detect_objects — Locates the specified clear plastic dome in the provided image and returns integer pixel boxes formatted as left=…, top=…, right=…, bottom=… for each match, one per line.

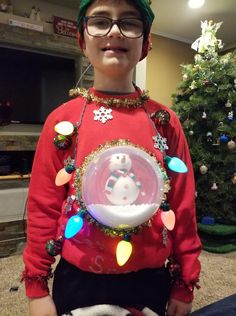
left=81, top=145, right=165, bottom=228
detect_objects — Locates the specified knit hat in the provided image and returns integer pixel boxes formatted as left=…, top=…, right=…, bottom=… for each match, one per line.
left=77, top=0, right=155, bottom=60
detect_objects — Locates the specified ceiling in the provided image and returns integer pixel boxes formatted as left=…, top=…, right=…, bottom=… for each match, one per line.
left=44, top=0, right=236, bottom=50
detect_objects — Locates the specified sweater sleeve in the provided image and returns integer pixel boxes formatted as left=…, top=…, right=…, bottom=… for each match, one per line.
left=22, top=110, right=68, bottom=298
left=163, top=109, right=202, bottom=303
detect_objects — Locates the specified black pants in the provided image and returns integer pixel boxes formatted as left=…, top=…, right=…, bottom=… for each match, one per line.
left=53, top=257, right=171, bottom=316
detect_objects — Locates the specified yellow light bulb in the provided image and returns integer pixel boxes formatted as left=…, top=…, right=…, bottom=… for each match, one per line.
left=116, top=240, right=132, bottom=266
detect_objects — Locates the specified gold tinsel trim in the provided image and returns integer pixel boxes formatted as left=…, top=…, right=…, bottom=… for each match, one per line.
left=69, top=87, right=150, bottom=109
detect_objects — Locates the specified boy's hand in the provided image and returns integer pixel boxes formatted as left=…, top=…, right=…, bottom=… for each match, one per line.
left=167, top=298, right=192, bottom=316
left=28, top=295, right=57, bottom=316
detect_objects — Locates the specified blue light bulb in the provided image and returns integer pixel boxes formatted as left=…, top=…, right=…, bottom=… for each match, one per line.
left=164, top=156, right=188, bottom=173
left=65, top=215, right=84, bottom=239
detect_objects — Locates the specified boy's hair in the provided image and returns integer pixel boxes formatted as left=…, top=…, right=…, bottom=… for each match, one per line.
left=77, top=0, right=155, bottom=42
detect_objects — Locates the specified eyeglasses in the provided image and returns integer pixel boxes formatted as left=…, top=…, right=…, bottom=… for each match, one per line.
left=84, top=16, right=144, bottom=39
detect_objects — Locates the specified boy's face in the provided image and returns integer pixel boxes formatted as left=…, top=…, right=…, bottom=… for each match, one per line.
left=82, top=0, right=144, bottom=78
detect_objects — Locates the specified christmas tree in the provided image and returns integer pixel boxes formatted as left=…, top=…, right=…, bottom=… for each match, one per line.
left=172, top=20, right=236, bottom=225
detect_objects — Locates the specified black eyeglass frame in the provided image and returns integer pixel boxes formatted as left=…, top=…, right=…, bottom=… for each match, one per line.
left=84, top=16, right=144, bottom=39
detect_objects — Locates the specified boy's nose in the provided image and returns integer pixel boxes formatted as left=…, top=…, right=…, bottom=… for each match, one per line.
left=107, top=23, right=122, bottom=37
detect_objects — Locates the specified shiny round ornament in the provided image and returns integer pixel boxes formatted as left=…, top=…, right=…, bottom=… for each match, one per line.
left=151, top=110, right=171, bottom=126
left=81, top=143, right=166, bottom=229
left=189, top=130, right=194, bottom=136
left=204, top=80, right=212, bottom=87
left=46, top=237, right=63, bottom=256
left=219, top=134, right=230, bottom=144
left=227, top=140, right=236, bottom=150
left=199, top=165, right=208, bottom=175
left=54, top=121, right=74, bottom=136
left=54, top=134, right=72, bottom=149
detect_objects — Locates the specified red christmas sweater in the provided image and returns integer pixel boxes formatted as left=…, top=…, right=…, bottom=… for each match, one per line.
left=22, top=88, right=201, bottom=302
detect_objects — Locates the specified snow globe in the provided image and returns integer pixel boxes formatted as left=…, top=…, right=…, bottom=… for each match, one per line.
left=81, top=141, right=165, bottom=229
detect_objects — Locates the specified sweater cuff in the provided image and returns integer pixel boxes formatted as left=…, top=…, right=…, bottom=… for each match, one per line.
left=170, top=284, right=194, bottom=303
left=25, top=279, right=50, bottom=298
left=21, top=269, right=52, bottom=298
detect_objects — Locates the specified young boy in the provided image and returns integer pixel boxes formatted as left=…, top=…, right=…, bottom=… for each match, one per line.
left=22, top=1, right=201, bottom=315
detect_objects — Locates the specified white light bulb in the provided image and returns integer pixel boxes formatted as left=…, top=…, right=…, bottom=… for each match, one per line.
left=188, top=0, right=205, bottom=9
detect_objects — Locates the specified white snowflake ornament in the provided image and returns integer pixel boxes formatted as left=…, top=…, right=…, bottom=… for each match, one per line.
left=153, top=133, right=169, bottom=152
left=93, top=106, right=113, bottom=123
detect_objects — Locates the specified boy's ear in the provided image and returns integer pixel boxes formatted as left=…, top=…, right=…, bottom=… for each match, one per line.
left=140, top=34, right=152, bottom=61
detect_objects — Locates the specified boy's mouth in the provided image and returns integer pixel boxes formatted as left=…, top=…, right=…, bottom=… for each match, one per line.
left=102, top=46, right=128, bottom=52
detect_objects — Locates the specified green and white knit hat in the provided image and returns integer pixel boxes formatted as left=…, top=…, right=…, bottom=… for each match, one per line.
left=77, top=0, right=155, bottom=42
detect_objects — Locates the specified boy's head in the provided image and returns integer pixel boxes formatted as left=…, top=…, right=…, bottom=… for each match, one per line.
left=77, top=0, right=155, bottom=60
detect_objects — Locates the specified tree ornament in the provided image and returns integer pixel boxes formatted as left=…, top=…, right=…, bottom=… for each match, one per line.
left=206, top=132, right=213, bottom=143
left=231, top=173, right=236, bottom=184
left=219, top=134, right=230, bottom=144
left=211, top=182, right=218, bottom=190
left=234, top=79, right=236, bottom=88
left=202, top=111, right=207, bottom=119
left=183, top=73, right=188, bottom=80
left=189, top=130, right=194, bottom=136
left=212, top=138, right=220, bottom=146
left=225, top=100, right=232, bottom=108
left=191, top=20, right=223, bottom=54
left=190, top=81, right=197, bottom=90
left=228, top=111, right=234, bottom=121
left=217, top=121, right=224, bottom=132
left=227, top=140, right=236, bottom=150
left=199, top=165, right=208, bottom=174
left=203, top=80, right=212, bottom=87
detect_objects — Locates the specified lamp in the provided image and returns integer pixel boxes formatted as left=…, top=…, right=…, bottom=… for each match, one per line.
left=188, top=0, right=205, bottom=9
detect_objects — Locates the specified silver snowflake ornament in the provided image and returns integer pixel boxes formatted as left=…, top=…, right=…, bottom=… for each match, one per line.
left=153, top=133, right=169, bottom=152
left=93, top=106, right=113, bottom=123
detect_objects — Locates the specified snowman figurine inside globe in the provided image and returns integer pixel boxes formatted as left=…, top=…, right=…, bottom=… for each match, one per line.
left=105, top=153, right=141, bottom=206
